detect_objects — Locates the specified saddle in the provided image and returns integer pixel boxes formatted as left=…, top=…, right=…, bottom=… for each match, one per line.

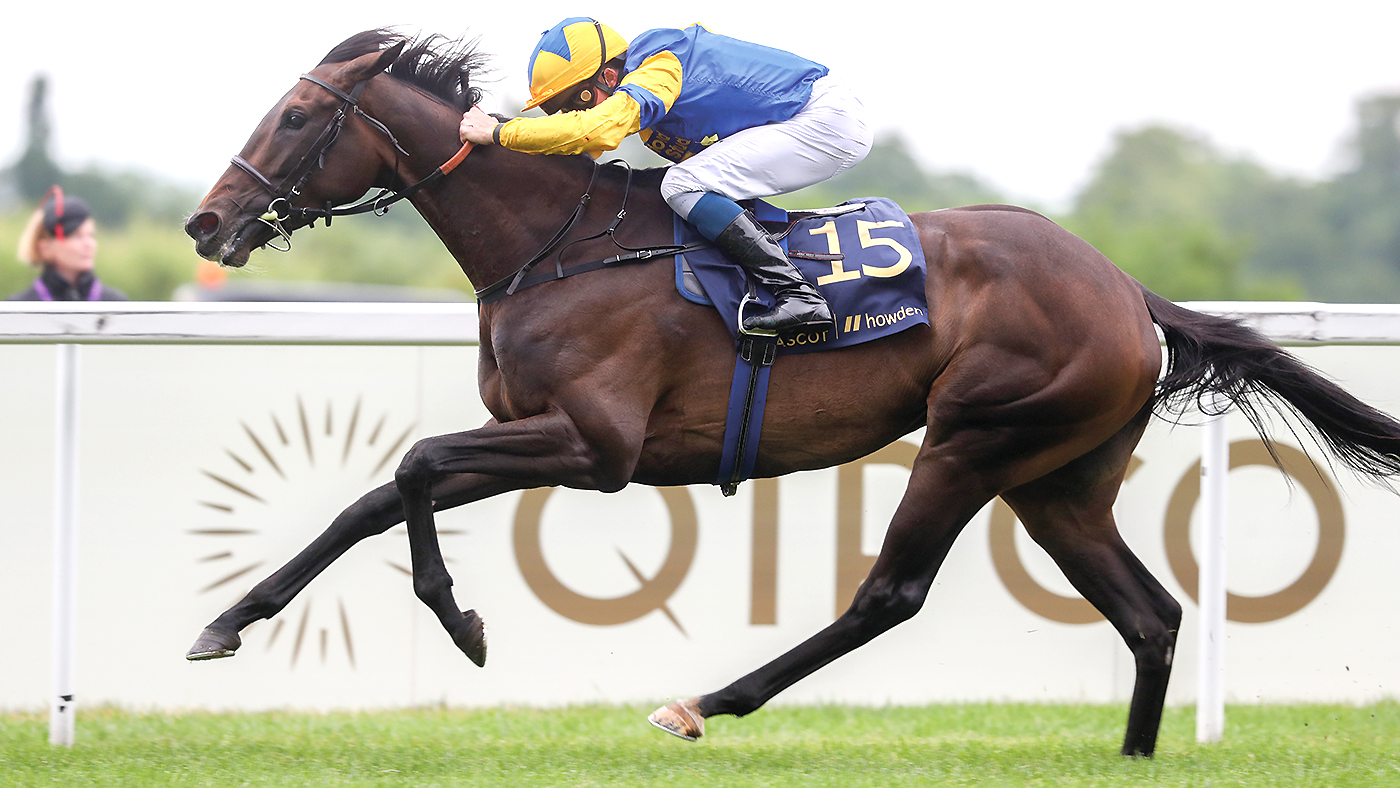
left=674, top=197, right=930, bottom=354
left=677, top=202, right=861, bottom=302
left=678, top=197, right=933, bottom=494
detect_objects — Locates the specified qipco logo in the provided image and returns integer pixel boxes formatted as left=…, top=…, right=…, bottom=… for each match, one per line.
left=512, top=487, right=697, bottom=631
left=507, top=439, right=1344, bottom=630
left=988, top=439, right=1344, bottom=624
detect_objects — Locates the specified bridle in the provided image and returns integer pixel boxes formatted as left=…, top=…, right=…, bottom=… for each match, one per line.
left=230, top=72, right=472, bottom=251
left=229, top=65, right=705, bottom=303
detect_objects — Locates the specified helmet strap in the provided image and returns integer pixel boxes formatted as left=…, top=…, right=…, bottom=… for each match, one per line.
left=589, top=19, right=609, bottom=85
left=581, top=19, right=618, bottom=103
left=575, top=21, right=613, bottom=108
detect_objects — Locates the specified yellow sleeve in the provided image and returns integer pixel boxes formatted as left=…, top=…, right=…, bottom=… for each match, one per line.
left=496, top=92, right=643, bottom=156
left=617, top=51, right=683, bottom=115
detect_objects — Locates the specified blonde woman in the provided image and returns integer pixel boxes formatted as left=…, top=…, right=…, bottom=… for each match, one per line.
left=10, top=187, right=127, bottom=301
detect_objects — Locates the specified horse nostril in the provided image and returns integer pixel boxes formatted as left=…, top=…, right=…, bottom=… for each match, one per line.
left=188, top=211, right=220, bottom=239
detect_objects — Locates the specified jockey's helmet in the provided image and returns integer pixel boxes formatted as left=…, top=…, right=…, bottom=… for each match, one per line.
left=522, top=17, right=629, bottom=111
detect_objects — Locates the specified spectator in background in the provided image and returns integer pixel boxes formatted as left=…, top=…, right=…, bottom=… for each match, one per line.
left=10, top=186, right=127, bottom=301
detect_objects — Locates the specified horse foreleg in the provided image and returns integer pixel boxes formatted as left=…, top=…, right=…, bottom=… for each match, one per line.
left=393, top=410, right=639, bottom=664
left=186, top=473, right=525, bottom=661
left=650, top=452, right=991, bottom=740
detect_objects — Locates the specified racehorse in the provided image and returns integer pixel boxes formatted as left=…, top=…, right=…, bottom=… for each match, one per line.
left=183, top=30, right=1400, bottom=757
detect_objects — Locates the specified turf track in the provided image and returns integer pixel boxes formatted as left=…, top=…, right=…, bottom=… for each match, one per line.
left=3, top=703, right=1398, bottom=786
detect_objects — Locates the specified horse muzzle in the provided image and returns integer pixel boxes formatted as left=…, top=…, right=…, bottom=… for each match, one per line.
left=185, top=209, right=278, bottom=268
left=185, top=209, right=228, bottom=261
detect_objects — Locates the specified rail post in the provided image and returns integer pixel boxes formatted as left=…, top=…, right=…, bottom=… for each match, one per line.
left=1196, top=402, right=1228, bottom=743
left=50, top=343, right=79, bottom=746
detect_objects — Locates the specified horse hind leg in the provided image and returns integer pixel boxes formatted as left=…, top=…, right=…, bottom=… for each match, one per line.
left=649, top=436, right=998, bottom=741
left=649, top=350, right=1162, bottom=745
left=1000, top=411, right=1182, bottom=757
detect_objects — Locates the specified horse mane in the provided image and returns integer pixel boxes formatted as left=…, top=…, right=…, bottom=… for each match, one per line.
left=319, top=29, right=491, bottom=111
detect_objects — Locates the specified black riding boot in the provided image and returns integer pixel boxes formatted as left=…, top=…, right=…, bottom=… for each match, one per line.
left=714, top=210, right=834, bottom=335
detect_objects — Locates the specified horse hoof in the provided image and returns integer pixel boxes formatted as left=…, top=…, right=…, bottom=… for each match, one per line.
left=647, top=699, right=704, bottom=742
left=186, top=627, right=241, bottom=661
left=454, top=609, right=487, bottom=667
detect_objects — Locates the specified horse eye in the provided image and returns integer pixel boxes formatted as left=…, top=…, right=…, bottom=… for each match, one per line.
left=285, top=113, right=306, bottom=130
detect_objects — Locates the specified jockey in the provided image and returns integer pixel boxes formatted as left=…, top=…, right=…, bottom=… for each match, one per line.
left=459, top=18, right=873, bottom=335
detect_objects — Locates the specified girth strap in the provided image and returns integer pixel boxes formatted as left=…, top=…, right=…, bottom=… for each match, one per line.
left=718, top=333, right=780, bottom=496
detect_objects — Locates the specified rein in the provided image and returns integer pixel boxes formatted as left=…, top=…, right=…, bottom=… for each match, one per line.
left=474, top=158, right=709, bottom=305
left=233, top=70, right=705, bottom=299
left=231, top=73, right=473, bottom=251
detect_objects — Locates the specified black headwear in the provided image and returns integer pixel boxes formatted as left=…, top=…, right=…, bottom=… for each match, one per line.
left=41, top=186, right=92, bottom=241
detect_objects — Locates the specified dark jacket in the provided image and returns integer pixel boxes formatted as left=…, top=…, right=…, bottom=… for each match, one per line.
left=8, top=266, right=128, bottom=301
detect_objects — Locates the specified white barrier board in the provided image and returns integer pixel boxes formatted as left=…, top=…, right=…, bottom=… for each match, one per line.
left=2, top=341, right=1398, bottom=711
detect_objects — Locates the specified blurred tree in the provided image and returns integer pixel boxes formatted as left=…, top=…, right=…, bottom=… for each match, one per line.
left=1324, top=94, right=1400, bottom=296
left=773, top=132, right=1004, bottom=213
left=3, top=73, right=203, bottom=227
left=1338, top=95, right=1400, bottom=205
left=9, top=75, right=62, bottom=202
left=1067, top=125, right=1304, bottom=301
left=1073, top=206, right=1260, bottom=299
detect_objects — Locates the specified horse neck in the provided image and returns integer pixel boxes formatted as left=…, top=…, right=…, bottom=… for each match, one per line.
left=361, top=78, right=614, bottom=292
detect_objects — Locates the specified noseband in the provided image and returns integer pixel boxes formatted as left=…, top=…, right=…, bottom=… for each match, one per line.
left=230, top=73, right=471, bottom=251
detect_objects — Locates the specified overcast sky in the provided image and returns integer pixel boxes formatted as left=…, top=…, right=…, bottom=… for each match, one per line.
left=2, top=1, right=1396, bottom=210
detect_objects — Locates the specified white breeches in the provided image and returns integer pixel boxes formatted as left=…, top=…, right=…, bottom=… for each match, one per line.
left=659, top=75, right=874, bottom=207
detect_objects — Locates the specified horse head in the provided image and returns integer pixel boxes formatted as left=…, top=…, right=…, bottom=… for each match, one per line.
left=186, top=40, right=406, bottom=267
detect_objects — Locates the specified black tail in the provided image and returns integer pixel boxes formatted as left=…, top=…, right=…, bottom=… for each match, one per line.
left=1141, top=286, right=1400, bottom=482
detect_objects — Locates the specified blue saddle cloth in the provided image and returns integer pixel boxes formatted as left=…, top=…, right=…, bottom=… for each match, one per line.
left=674, top=197, right=930, bottom=352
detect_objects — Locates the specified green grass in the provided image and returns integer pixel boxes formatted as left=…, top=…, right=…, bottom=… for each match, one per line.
left=2, top=703, right=1398, bottom=787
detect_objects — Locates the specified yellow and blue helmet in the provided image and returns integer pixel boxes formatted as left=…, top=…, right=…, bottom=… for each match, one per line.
left=522, top=17, right=629, bottom=111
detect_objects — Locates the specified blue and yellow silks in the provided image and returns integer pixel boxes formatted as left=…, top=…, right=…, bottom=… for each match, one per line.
left=499, top=24, right=829, bottom=163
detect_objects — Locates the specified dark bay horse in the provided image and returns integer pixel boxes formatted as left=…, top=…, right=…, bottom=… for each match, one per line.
left=184, top=31, right=1400, bottom=757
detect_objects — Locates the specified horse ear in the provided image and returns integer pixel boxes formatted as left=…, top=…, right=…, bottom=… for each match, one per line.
left=336, top=40, right=407, bottom=84
left=376, top=40, right=407, bottom=73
